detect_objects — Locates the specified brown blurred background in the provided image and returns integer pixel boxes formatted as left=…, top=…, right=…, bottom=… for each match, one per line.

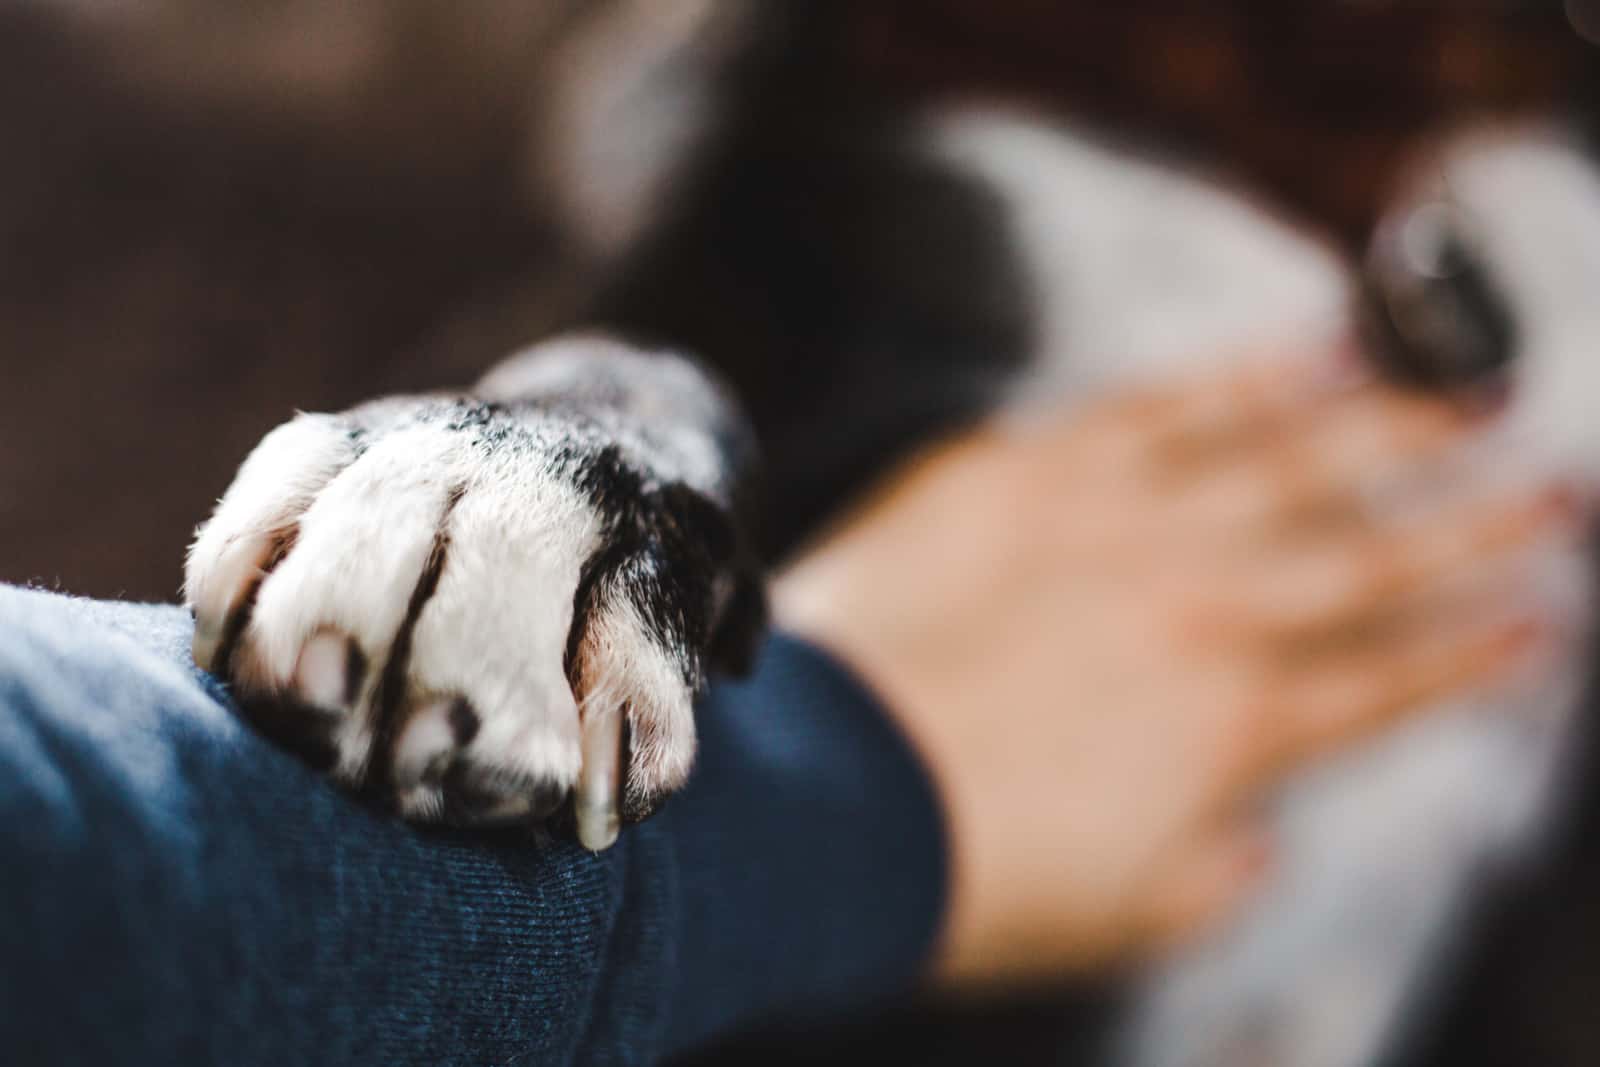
left=1, top=0, right=1594, bottom=602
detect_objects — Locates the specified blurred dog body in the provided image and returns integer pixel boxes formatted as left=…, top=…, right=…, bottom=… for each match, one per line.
left=11, top=3, right=1600, bottom=1065
left=937, top=112, right=1600, bottom=1067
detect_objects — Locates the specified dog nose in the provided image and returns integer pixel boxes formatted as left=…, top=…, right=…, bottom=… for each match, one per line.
left=1359, top=200, right=1518, bottom=390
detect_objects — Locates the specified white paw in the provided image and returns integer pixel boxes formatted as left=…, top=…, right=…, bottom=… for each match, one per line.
left=186, top=399, right=733, bottom=848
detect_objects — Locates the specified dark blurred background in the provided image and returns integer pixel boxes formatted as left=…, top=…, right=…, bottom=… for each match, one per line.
left=0, top=0, right=1593, bottom=601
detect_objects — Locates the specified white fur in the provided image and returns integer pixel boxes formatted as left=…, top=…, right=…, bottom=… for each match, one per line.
left=184, top=375, right=700, bottom=815
left=242, top=422, right=470, bottom=778
left=398, top=428, right=600, bottom=797
left=532, top=0, right=745, bottom=258
left=933, top=109, right=1600, bottom=1067
left=185, top=412, right=358, bottom=672
left=479, top=333, right=736, bottom=497
left=1431, top=129, right=1600, bottom=482
left=932, top=110, right=1351, bottom=397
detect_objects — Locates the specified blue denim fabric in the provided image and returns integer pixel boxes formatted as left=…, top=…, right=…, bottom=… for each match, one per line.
left=0, top=585, right=945, bottom=1065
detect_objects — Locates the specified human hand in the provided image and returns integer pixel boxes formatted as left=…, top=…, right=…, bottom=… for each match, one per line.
left=774, top=356, right=1578, bottom=986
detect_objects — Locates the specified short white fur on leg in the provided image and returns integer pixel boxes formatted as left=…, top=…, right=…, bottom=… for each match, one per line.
left=185, top=376, right=717, bottom=835
left=185, top=412, right=358, bottom=671
left=241, top=422, right=470, bottom=778
left=399, top=443, right=602, bottom=798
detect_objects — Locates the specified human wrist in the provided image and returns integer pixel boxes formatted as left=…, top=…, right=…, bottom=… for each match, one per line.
left=771, top=562, right=990, bottom=987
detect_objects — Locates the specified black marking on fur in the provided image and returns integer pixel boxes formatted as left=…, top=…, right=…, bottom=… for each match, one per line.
left=441, top=762, right=566, bottom=826
left=212, top=524, right=299, bottom=682
left=342, top=637, right=368, bottom=708
left=564, top=535, right=636, bottom=687
left=588, top=72, right=1033, bottom=560
left=448, top=697, right=480, bottom=747
left=344, top=424, right=371, bottom=460
left=617, top=716, right=666, bottom=825
left=209, top=527, right=354, bottom=773
left=657, top=480, right=736, bottom=565
left=401, top=345, right=767, bottom=833
left=417, top=749, right=453, bottom=789
left=419, top=397, right=527, bottom=456
left=563, top=445, right=699, bottom=685
left=236, top=693, right=341, bottom=773
left=1361, top=203, right=1519, bottom=391
left=560, top=451, right=754, bottom=832
left=442, top=400, right=504, bottom=431
left=569, top=443, right=648, bottom=529
left=707, top=562, right=767, bottom=676
left=368, top=484, right=464, bottom=791
left=622, top=546, right=706, bottom=689
left=560, top=442, right=764, bottom=832
left=576, top=448, right=739, bottom=681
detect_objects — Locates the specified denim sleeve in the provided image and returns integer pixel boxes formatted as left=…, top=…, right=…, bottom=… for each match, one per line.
left=0, top=584, right=946, bottom=1066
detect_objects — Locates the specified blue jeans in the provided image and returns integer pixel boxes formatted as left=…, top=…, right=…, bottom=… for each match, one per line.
left=0, top=585, right=945, bottom=1065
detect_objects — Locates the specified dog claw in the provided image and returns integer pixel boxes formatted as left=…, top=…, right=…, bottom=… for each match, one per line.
left=576, top=705, right=623, bottom=851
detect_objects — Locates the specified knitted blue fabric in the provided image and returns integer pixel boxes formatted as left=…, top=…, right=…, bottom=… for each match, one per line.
left=0, top=584, right=946, bottom=1065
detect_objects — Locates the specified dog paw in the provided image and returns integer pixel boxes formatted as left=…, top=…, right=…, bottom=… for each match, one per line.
left=185, top=395, right=760, bottom=848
